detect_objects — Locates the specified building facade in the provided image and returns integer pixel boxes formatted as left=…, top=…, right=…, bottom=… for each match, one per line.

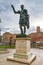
left=28, top=26, right=43, bottom=48
left=2, top=32, right=16, bottom=44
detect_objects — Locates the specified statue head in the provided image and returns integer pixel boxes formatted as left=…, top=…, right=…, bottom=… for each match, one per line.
left=21, top=5, right=24, bottom=10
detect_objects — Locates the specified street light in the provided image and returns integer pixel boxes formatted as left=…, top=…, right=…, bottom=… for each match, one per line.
left=0, top=19, right=1, bottom=23
left=0, top=19, right=1, bottom=42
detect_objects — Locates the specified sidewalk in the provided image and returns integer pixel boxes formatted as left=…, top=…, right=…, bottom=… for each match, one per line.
left=0, top=49, right=43, bottom=65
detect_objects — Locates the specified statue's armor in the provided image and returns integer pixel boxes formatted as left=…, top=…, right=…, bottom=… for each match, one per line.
left=19, top=9, right=29, bottom=28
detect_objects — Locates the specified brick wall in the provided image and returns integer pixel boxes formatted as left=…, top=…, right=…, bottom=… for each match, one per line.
left=2, top=32, right=16, bottom=44
left=28, top=26, right=43, bottom=43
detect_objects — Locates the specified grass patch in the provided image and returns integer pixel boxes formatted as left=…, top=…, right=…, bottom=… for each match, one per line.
left=0, top=44, right=15, bottom=50
left=0, top=48, right=7, bottom=51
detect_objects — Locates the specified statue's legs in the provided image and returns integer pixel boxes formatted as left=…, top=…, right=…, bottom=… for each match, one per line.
left=20, top=25, right=23, bottom=34
left=24, top=25, right=26, bottom=34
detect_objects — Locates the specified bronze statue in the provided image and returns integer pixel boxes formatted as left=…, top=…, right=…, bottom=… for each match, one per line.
left=11, top=5, right=30, bottom=34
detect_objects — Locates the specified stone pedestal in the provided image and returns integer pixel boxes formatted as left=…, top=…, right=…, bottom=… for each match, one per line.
left=7, top=38, right=36, bottom=64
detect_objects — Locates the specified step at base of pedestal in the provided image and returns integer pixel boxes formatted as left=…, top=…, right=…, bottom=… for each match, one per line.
left=7, top=53, right=36, bottom=64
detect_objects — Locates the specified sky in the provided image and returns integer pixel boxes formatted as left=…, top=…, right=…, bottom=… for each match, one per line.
left=0, top=0, right=43, bottom=34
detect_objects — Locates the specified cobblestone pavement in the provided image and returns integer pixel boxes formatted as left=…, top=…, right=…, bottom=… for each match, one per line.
left=0, top=48, right=43, bottom=65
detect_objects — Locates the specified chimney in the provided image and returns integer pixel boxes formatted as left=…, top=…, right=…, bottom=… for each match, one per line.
left=37, top=26, right=40, bottom=33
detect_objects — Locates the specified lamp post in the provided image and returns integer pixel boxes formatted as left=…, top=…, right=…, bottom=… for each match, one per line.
left=0, top=9, right=2, bottom=42
left=0, top=19, right=1, bottom=42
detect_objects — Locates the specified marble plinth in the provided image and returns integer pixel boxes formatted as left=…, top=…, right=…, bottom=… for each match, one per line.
left=7, top=38, right=36, bottom=64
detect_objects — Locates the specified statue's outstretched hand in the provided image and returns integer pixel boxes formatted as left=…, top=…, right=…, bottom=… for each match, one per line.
left=11, top=5, right=14, bottom=10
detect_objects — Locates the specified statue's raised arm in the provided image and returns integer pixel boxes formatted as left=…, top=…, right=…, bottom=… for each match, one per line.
left=11, top=5, right=20, bottom=14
